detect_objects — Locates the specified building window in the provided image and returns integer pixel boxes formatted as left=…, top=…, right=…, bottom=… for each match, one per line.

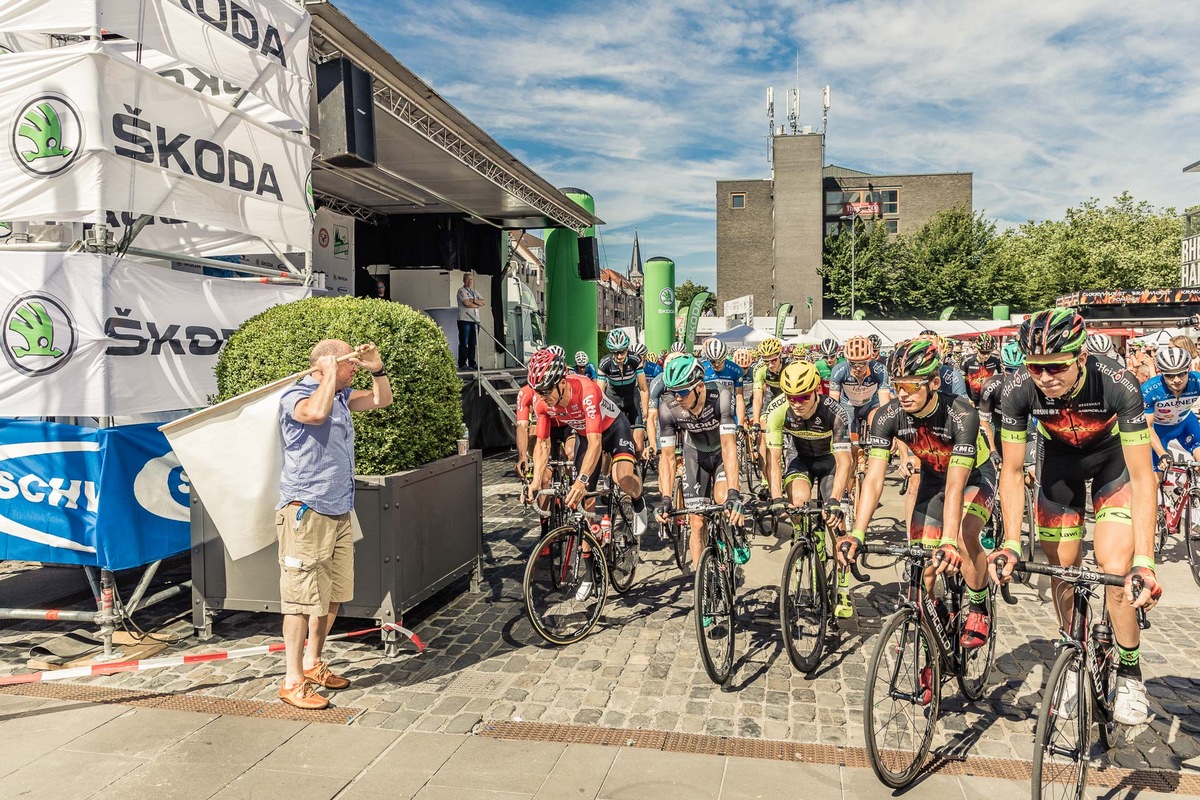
left=885, top=219, right=898, bottom=234
left=881, top=189, right=899, bottom=215
left=730, top=193, right=746, bottom=209
left=825, top=222, right=839, bottom=238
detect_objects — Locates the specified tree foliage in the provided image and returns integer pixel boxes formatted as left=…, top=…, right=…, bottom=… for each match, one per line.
left=818, top=193, right=1181, bottom=317
left=675, top=280, right=716, bottom=313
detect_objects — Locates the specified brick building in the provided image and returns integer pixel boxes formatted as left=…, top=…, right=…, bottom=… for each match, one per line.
left=717, top=131, right=972, bottom=322
left=598, top=268, right=643, bottom=331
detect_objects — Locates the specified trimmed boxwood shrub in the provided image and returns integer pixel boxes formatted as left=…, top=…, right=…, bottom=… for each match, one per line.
left=214, top=296, right=462, bottom=475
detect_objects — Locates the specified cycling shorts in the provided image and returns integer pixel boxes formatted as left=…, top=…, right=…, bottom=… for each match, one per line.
left=783, top=453, right=836, bottom=503
left=549, top=425, right=574, bottom=457
left=573, top=412, right=637, bottom=491
left=910, top=461, right=996, bottom=548
left=682, top=442, right=727, bottom=509
left=1152, top=415, right=1200, bottom=467
left=1036, top=440, right=1131, bottom=542
left=841, top=400, right=877, bottom=437
left=615, top=391, right=645, bottom=430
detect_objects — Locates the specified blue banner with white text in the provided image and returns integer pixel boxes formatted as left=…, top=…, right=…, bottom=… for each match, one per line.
left=0, top=421, right=189, bottom=570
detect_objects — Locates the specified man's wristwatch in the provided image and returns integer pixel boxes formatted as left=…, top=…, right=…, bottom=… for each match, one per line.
left=576, top=473, right=590, bottom=487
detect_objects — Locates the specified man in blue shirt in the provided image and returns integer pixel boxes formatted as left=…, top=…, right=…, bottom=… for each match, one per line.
left=1141, top=346, right=1200, bottom=468
left=572, top=351, right=597, bottom=380
left=701, top=338, right=747, bottom=424
left=276, top=339, right=393, bottom=710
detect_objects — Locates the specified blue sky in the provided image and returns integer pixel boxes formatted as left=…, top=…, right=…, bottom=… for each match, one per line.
left=339, top=0, right=1200, bottom=289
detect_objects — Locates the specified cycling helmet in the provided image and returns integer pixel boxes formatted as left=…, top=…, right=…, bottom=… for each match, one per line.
left=782, top=343, right=796, bottom=357
left=889, top=338, right=941, bottom=379
left=867, top=334, right=883, bottom=352
left=1086, top=332, right=1115, bottom=357
left=605, top=329, right=630, bottom=352
left=1000, top=341, right=1025, bottom=369
left=1156, top=346, right=1191, bottom=374
left=918, top=328, right=938, bottom=337
left=702, top=337, right=727, bottom=362
left=975, top=332, right=997, bottom=353
left=663, top=350, right=685, bottom=366
left=779, top=361, right=822, bottom=395
left=527, top=349, right=567, bottom=393
left=574, top=350, right=589, bottom=367
left=669, top=341, right=687, bottom=354
left=843, top=335, right=875, bottom=362
left=1018, top=309, right=1087, bottom=357
left=662, top=355, right=706, bottom=391
left=732, top=348, right=755, bottom=369
left=631, top=342, right=647, bottom=359
left=547, top=344, right=565, bottom=361
left=819, top=338, right=840, bottom=357
left=758, top=337, right=783, bottom=359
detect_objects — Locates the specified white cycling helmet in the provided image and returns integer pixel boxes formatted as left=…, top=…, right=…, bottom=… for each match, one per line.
left=574, top=350, right=589, bottom=367
left=1155, top=346, right=1191, bottom=374
left=547, top=344, right=566, bottom=361
left=1086, top=332, right=1115, bottom=357
left=702, top=338, right=727, bottom=362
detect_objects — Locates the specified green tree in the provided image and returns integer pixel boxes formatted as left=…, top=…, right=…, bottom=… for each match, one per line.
left=675, top=280, right=716, bottom=313
left=899, top=206, right=1006, bottom=316
left=819, top=217, right=905, bottom=317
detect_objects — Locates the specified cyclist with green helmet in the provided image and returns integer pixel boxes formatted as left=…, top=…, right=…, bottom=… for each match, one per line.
left=977, top=341, right=1024, bottom=452
left=990, top=308, right=1160, bottom=726
left=597, top=329, right=650, bottom=458
left=838, top=338, right=998, bottom=651
left=654, top=356, right=745, bottom=570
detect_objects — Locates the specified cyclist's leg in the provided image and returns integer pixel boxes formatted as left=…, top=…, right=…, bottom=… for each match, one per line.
left=1036, top=450, right=1087, bottom=627
left=909, top=470, right=945, bottom=594
left=959, top=463, right=998, bottom=645
left=784, top=457, right=815, bottom=507
left=683, top=442, right=716, bottom=566
left=624, top=395, right=647, bottom=459
left=606, top=416, right=642, bottom=500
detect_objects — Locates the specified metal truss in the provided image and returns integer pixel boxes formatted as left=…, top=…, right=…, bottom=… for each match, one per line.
left=315, top=192, right=383, bottom=225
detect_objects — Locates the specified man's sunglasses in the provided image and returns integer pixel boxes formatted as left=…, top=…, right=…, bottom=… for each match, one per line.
left=1026, top=360, right=1076, bottom=376
left=672, top=384, right=699, bottom=401
left=1164, top=371, right=1189, bottom=381
left=786, top=392, right=815, bottom=403
left=893, top=379, right=931, bottom=394
left=849, top=360, right=871, bottom=368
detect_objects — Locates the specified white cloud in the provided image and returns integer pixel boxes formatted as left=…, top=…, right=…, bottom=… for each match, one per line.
left=340, top=0, right=1200, bottom=287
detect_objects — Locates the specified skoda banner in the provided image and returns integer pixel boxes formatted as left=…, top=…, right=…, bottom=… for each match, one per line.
left=0, top=251, right=310, bottom=416
left=682, top=291, right=709, bottom=352
left=0, top=40, right=314, bottom=251
left=0, top=419, right=189, bottom=570
left=0, top=0, right=311, bottom=128
left=775, top=303, right=792, bottom=338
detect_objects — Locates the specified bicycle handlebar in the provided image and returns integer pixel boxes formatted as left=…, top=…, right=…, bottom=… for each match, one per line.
left=991, top=554, right=1150, bottom=630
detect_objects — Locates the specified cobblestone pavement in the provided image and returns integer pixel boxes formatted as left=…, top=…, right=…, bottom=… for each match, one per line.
left=1, top=452, right=1199, bottom=775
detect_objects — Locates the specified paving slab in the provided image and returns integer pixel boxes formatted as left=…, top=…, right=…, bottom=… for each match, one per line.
left=338, top=731, right=468, bottom=800
left=412, top=788, right=534, bottom=800
left=718, top=755, right=840, bottom=800
left=0, top=699, right=130, bottom=777
left=90, top=758, right=246, bottom=800
left=840, top=763, right=966, bottom=799
left=429, top=736, right=566, bottom=796
left=598, top=748, right=725, bottom=800
left=0, top=746, right=144, bottom=800
left=153, top=714, right=306, bottom=766
left=254, top=718, right=398, bottom=778
left=532, top=742, right=619, bottom=800
left=209, top=766, right=349, bottom=800
left=64, top=706, right=217, bottom=759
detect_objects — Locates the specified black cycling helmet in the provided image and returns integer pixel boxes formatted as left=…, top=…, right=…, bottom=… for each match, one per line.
left=1019, top=308, right=1087, bottom=357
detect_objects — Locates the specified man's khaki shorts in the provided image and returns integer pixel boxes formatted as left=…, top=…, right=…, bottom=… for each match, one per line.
left=276, top=505, right=354, bottom=616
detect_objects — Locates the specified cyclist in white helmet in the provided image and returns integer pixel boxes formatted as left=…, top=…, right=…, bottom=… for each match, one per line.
left=573, top=350, right=597, bottom=380
left=701, top=337, right=747, bottom=425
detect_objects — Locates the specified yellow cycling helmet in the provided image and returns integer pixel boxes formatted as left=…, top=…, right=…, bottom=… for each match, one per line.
left=758, top=337, right=783, bottom=359
left=780, top=361, right=822, bottom=395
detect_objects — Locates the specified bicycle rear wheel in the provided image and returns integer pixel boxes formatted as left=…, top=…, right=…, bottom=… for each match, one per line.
left=864, top=608, right=939, bottom=789
left=523, top=526, right=608, bottom=646
left=1031, top=647, right=1090, bottom=800
left=779, top=538, right=827, bottom=673
left=607, top=497, right=640, bottom=593
left=957, top=583, right=999, bottom=701
left=695, top=545, right=736, bottom=685
left=1186, top=496, right=1200, bottom=588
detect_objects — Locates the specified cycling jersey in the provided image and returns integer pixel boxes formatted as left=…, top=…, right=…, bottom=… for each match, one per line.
left=703, top=360, right=744, bottom=394
left=596, top=354, right=644, bottom=397
left=572, top=364, right=598, bottom=380
left=533, top=374, right=620, bottom=438
left=977, top=373, right=1005, bottom=446
left=753, top=362, right=784, bottom=393
left=642, top=361, right=662, bottom=381
left=765, top=395, right=851, bottom=458
left=1142, top=371, right=1200, bottom=427
left=939, top=363, right=969, bottom=399
left=516, top=384, right=536, bottom=424
left=828, top=360, right=890, bottom=408
left=962, top=354, right=1001, bottom=405
left=656, top=385, right=737, bottom=453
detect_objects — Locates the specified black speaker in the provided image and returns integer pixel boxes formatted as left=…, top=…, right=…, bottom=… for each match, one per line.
left=316, top=58, right=376, bottom=168
left=578, top=236, right=600, bottom=281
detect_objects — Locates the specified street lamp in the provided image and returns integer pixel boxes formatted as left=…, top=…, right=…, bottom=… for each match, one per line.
left=838, top=211, right=862, bottom=318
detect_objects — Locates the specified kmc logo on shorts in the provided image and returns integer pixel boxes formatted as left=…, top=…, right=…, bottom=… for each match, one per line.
left=11, top=93, right=83, bottom=178
left=659, top=287, right=675, bottom=308
left=3, top=292, right=77, bottom=376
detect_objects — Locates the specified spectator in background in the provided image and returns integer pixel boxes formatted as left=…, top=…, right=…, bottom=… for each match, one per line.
left=457, top=273, right=485, bottom=370
left=275, top=340, right=393, bottom=710
left=1170, top=335, right=1200, bottom=373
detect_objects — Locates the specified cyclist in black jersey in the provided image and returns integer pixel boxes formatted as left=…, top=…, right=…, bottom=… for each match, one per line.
left=751, top=337, right=786, bottom=493
left=653, top=357, right=744, bottom=568
left=990, top=308, right=1161, bottom=726
left=838, top=338, right=998, bottom=649
left=597, top=329, right=650, bottom=459
left=977, top=341, right=1025, bottom=451
left=962, top=333, right=1001, bottom=405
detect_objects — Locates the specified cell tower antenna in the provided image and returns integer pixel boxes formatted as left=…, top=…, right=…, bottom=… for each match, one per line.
left=788, top=88, right=798, bottom=134
left=822, top=85, right=831, bottom=134
left=766, top=87, right=774, bottom=163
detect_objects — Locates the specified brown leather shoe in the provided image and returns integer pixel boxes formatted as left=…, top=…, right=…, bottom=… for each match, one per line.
left=278, top=680, right=329, bottom=710
left=304, top=661, right=350, bottom=690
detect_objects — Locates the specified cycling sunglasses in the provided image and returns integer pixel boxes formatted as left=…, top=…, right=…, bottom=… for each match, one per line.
left=1026, top=360, right=1076, bottom=376
left=849, top=360, right=871, bottom=368
left=786, top=392, right=815, bottom=403
left=672, top=384, right=700, bottom=401
left=1163, top=371, right=1189, bottom=380
left=893, top=378, right=931, bottom=394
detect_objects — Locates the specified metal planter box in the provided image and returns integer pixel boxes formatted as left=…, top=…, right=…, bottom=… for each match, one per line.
left=190, top=451, right=482, bottom=654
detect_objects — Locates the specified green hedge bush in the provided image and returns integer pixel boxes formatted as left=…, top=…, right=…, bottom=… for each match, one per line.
left=214, top=296, right=462, bottom=475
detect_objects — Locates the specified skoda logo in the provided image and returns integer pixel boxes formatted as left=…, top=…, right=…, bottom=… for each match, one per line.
left=660, top=287, right=675, bottom=307
left=11, top=93, right=83, bottom=178
left=2, top=292, right=77, bottom=376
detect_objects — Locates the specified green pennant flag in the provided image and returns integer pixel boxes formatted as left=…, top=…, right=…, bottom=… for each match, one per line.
left=775, top=303, right=793, bottom=338
left=683, top=291, right=710, bottom=351
left=940, top=305, right=956, bottom=321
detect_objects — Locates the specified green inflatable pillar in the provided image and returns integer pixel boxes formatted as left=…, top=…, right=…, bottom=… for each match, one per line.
left=545, top=188, right=598, bottom=362
left=643, top=256, right=675, bottom=352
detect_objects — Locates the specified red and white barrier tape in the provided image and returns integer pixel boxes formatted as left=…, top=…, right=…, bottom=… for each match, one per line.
left=0, top=623, right=424, bottom=688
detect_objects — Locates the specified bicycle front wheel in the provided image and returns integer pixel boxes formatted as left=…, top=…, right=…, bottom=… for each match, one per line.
left=607, top=497, right=640, bottom=593
left=1031, top=647, right=1090, bottom=800
left=523, top=526, right=608, bottom=646
left=1186, top=496, right=1200, bottom=588
left=864, top=608, right=939, bottom=789
left=779, top=538, right=827, bottom=673
left=695, top=545, right=736, bottom=685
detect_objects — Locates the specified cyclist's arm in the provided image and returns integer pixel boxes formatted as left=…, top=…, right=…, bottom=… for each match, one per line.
left=1124, top=437, right=1157, bottom=570
left=830, top=403, right=853, bottom=502
left=530, top=435, right=551, bottom=492
left=851, top=408, right=894, bottom=537
left=1145, top=413, right=1169, bottom=459
left=941, top=463, right=971, bottom=548
left=721, top=432, right=739, bottom=495
left=764, top=403, right=786, bottom=497
left=516, top=420, right=530, bottom=466
left=752, top=387, right=764, bottom=424
left=998, top=381, right=1030, bottom=548
left=656, top=399, right=678, bottom=496
left=638, top=373, right=649, bottom=419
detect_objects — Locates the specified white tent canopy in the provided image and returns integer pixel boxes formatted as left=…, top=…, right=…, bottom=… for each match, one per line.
left=1130, top=328, right=1182, bottom=346
left=807, top=318, right=1007, bottom=346
left=708, top=324, right=772, bottom=348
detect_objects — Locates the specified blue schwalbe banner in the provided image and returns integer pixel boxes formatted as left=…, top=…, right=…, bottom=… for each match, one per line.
left=0, top=420, right=189, bottom=570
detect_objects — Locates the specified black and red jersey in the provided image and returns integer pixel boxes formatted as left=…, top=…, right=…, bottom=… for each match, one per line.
left=867, top=392, right=987, bottom=475
left=962, top=354, right=1001, bottom=405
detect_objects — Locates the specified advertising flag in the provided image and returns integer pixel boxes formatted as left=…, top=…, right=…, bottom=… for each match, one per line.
left=682, top=291, right=709, bottom=352
left=775, top=303, right=792, bottom=338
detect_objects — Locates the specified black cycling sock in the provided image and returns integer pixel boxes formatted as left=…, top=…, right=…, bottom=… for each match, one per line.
left=630, top=495, right=646, bottom=513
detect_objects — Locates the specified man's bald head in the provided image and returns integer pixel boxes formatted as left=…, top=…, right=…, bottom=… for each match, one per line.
left=310, top=339, right=352, bottom=366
